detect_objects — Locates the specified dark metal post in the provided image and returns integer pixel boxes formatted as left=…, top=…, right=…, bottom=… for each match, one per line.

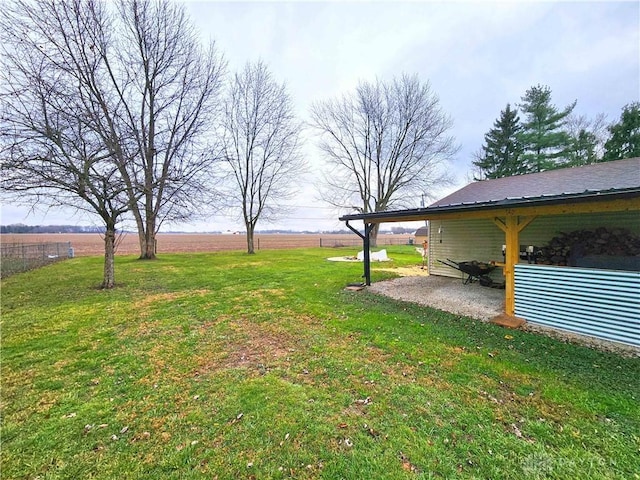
left=344, top=220, right=375, bottom=286
left=363, top=223, right=374, bottom=285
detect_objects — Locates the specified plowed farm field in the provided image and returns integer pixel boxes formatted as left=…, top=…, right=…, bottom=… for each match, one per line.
left=0, top=233, right=413, bottom=257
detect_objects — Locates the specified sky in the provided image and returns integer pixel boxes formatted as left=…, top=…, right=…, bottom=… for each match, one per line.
left=2, top=0, right=639, bottom=233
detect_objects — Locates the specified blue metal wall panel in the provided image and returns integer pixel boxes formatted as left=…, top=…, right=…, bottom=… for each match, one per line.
left=514, top=264, right=640, bottom=347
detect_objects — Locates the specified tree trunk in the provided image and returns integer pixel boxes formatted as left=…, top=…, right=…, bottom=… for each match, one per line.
left=246, top=223, right=255, bottom=254
left=101, top=226, right=116, bottom=289
left=139, top=215, right=157, bottom=260
left=369, top=223, right=380, bottom=248
left=132, top=206, right=148, bottom=259
left=141, top=231, right=156, bottom=259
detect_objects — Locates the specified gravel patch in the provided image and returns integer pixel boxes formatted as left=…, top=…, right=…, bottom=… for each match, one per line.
left=368, top=275, right=504, bottom=321
left=367, top=274, right=639, bottom=358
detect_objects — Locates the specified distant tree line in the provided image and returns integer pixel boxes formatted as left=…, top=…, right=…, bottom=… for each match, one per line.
left=0, top=224, right=417, bottom=235
left=473, top=85, right=640, bottom=179
left=1, top=224, right=105, bottom=234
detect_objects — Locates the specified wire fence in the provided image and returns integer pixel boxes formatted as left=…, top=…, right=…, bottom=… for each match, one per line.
left=316, top=236, right=415, bottom=248
left=0, top=242, right=73, bottom=278
left=0, top=233, right=417, bottom=257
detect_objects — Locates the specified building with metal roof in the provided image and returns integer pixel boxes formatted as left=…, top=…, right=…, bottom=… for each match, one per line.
left=340, top=158, right=640, bottom=348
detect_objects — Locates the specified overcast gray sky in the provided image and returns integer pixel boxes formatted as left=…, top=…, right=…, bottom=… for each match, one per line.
left=2, top=0, right=639, bottom=232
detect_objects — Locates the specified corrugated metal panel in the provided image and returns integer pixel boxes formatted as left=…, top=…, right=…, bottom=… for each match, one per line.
left=428, top=218, right=504, bottom=280
left=514, top=264, right=640, bottom=347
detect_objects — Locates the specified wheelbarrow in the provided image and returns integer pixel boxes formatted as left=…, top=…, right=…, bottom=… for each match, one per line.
left=437, top=258, right=497, bottom=286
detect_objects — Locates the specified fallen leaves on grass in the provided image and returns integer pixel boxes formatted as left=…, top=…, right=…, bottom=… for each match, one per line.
left=399, top=451, right=420, bottom=474
left=279, top=433, right=290, bottom=446
left=506, top=420, right=535, bottom=442
left=363, top=423, right=381, bottom=438
left=229, top=412, right=244, bottom=425
left=511, top=423, right=523, bottom=438
left=131, top=431, right=151, bottom=442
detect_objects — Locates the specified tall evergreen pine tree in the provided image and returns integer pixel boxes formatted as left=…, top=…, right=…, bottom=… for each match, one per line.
left=518, top=84, right=576, bottom=172
left=566, top=129, right=599, bottom=166
left=473, top=104, right=524, bottom=179
left=603, top=102, right=640, bottom=161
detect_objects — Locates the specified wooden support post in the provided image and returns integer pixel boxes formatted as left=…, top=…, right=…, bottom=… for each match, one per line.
left=503, top=216, right=518, bottom=315
left=493, top=215, right=536, bottom=315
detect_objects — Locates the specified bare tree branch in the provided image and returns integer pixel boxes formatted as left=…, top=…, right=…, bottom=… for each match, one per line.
left=0, top=0, right=132, bottom=288
left=2, top=0, right=227, bottom=262
left=220, top=61, right=305, bottom=254
left=310, top=74, right=457, bottom=245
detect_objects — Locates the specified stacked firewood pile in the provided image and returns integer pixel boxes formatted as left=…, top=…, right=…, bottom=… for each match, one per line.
left=536, top=227, right=640, bottom=266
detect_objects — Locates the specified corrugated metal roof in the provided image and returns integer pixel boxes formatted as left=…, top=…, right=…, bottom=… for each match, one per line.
left=339, top=158, right=640, bottom=223
left=431, top=157, right=640, bottom=208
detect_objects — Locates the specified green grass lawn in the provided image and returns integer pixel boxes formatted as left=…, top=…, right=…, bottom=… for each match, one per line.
left=2, top=246, right=639, bottom=479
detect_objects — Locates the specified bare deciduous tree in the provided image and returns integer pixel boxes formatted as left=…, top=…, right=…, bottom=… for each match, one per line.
left=310, top=74, right=457, bottom=245
left=113, top=0, right=226, bottom=258
left=0, top=0, right=131, bottom=288
left=1, top=0, right=226, bottom=261
left=220, top=61, right=304, bottom=254
left=565, top=112, right=609, bottom=165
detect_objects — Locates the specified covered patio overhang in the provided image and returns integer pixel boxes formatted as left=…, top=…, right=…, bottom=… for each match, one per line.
left=339, top=188, right=640, bottom=317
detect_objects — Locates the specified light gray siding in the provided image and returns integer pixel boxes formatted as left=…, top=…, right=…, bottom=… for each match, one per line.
left=428, top=210, right=640, bottom=280
left=428, top=218, right=503, bottom=280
